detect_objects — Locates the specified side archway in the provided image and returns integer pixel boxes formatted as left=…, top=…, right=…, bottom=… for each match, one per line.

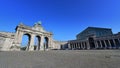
left=21, top=33, right=31, bottom=51
left=34, top=36, right=41, bottom=50
left=88, top=37, right=95, bottom=49
left=44, top=37, right=49, bottom=50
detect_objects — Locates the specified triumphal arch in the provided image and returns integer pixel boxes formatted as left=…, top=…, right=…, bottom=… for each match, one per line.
left=12, top=22, right=53, bottom=51
left=0, top=22, right=67, bottom=51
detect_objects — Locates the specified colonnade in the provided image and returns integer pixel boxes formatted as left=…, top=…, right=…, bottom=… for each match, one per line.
left=69, top=38, right=120, bottom=50
left=69, top=42, right=87, bottom=50
left=25, top=34, right=48, bottom=51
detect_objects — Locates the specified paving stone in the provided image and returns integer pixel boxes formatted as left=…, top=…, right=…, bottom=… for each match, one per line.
left=0, top=50, right=120, bottom=68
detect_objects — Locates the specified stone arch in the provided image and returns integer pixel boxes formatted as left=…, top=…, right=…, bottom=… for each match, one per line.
left=14, top=23, right=53, bottom=51
left=21, top=33, right=31, bottom=51
left=34, top=35, right=41, bottom=50
left=88, top=37, right=95, bottom=49
left=44, top=37, right=49, bottom=49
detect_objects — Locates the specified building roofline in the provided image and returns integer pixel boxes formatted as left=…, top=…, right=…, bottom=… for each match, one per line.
left=76, top=27, right=112, bottom=37
left=87, top=27, right=111, bottom=30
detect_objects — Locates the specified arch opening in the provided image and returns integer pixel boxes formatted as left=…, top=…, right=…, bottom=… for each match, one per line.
left=21, top=34, right=31, bottom=51
left=44, top=37, right=49, bottom=50
left=88, top=37, right=95, bottom=49
left=34, top=36, right=41, bottom=50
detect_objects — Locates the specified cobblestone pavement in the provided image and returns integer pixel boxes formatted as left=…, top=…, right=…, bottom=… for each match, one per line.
left=0, top=50, right=120, bottom=68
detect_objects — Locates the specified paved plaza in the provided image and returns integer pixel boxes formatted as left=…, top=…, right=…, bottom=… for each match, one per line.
left=0, top=50, right=120, bottom=68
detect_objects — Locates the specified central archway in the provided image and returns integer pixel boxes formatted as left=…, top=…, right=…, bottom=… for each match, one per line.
left=34, top=36, right=41, bottom=50
left=88, top=37, right=95, bottom=49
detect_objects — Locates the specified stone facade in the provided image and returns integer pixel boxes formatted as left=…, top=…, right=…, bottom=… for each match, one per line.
left=0, top=22, right=67, bottom=51
left=1, top=23, right=120, bottom=51
left=68, top=27, right=120, bottom=50
left=0, top=32, right=15, bottom=51
left=76, top=27, right=113, bottom=40
left=53, top=41, right=68, bottom=50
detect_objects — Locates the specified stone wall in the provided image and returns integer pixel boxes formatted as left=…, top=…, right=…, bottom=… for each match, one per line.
left=0, top=23, right=68, bottom=51
left=0, top=32, right=15, bottom=51
left=0, top=36, right=6, bottom=50
left=52, top=41, right=68, bottom=49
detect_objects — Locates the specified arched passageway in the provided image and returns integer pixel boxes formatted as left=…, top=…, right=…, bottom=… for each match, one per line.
left=44, top=37, right=49, bottom=50
left=88, top=37, right=95, bottom=49
left=21, top=34, right=31, bottom=51
left=13, top=23, right=52, bottom=51
left=34, top=36, right=41, bottom=50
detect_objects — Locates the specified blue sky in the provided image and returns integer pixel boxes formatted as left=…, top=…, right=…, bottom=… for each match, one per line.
left=0, top=0, right=120, bottom=41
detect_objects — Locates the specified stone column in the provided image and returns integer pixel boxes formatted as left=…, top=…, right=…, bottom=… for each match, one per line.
left=118, top=39, right=120, bottom=43
left=74, top=43, right=75, bottom=49
left=84, top=42, right=87, bottom=49
left=76, top=43, right=77, bottom=48
left=86, top=41, right=90, bottom=50
left=14, top=30, right=19, bottom=43
left=71, top=44, right=73, bottom=49
left=76, top=43, right=78, bottom=48
left=74, top=43, right=76, bottom=49
left=108, top=40, right=112, bottom=49
left=36, top=37, right=40, bottom=51
left=78, top=43, right=80, bottom=49
left=104, top=40, right=107, bottom=49
left=28, top=34, right=35, bottom=51
left=18, top=32, right=22, bottom=43
left=81, top=42, right=83, bottom=49
left=83, top=42, right=85, bottom=49
left=113, top=39, right=116, bottom=49
left=70, top=44, right=72, bottom=49
left=77, top=43, right=79, bottom=48
left=79, top=43, right=81, bottom=49
left=76, top=43, right=77, bottom=49
left=18, top=32, right=24, bottom=45
left=94, top=41, right=98, bottom=49
left=14, top=31, right=23, bottom=51
left=75, top=43, right=76, bottom=49
left=15, top=31, right=23, bottom=45
left=118, top=39, right=120, bottom=48
left=72, top=43, right=74, bottom=49
left=48, top=36, right=52, bottom=50
left=99, top=40, right=103, bottom=49
left=68, top=43, right=71, bottom=49
left=40, top=35, right=44, bottom=50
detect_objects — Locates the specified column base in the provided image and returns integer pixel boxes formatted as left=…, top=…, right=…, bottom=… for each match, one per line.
left=11, top=44, right=21, bottom=51
left=28, top=46, right=34, bottom=51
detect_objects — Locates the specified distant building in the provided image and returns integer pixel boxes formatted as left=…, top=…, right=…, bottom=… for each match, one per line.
left=68, top=27, right=120, bottom=50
